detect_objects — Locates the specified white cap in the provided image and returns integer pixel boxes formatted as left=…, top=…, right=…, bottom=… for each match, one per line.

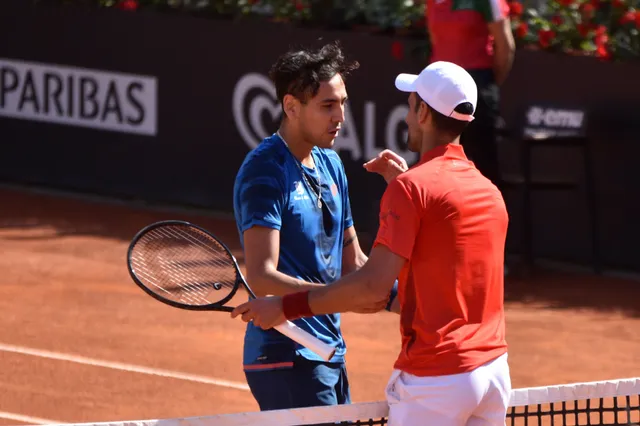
left=395, top=61, right=478, bottom=122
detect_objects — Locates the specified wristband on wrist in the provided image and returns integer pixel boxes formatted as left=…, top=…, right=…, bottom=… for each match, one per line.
left=282, top=290, right=314, bottom=320
left=385, top=280, right=399, bottom=312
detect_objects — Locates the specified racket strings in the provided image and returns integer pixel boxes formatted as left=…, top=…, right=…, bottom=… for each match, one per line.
left=129, top=225, right=238, bottom=306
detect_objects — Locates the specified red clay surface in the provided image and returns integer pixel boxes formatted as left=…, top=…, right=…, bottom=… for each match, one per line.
left=0, top=187, right=638, bottom=425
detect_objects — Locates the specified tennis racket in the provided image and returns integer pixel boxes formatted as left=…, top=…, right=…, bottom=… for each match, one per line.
left=126, top=220, right=336, bottom=361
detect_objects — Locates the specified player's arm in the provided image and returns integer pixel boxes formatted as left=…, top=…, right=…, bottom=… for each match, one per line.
left=243, top=226, right=324, bottom=297
left=342, top=226, right=400, bottom=314
left=489, top=17, right=515, bottom=86
left=231, top=179, right=418, bottom=326
left=480, top=0, right=515, bottom=86
left=341, top=226, right=367, bottom=276
left=308, top=244, right=404, bottom=314
left=307, top=178, right=418, bottom=315
left=232, top=243, right=404, bottom=324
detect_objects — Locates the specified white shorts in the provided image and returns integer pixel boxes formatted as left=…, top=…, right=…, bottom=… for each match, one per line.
left=385, top=353, right=511, bottom=426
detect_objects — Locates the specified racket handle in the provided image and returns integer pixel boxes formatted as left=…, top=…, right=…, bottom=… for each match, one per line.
left=274, top=320, right=336, bottom=361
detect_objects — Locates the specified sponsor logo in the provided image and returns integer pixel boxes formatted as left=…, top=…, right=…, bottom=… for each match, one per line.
left=526, top=106, right=585, bottom=129
left=0, top=58, right=157, bottom=135
left=524, top=106, right=586, bottom=139
left=231, top=72, right=418, bottom=164
left=292, top=180, right=309, bottom=201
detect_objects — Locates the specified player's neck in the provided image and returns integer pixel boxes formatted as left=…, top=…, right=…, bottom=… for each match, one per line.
left=420, top=133, right=460, bottom=157
left=277, top=124, right=315, bottom=168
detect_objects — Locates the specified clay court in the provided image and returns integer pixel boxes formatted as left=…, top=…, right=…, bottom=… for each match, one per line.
left=0, top=186, right=638, bottom=425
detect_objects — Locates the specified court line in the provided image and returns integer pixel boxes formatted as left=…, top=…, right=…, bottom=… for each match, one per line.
left=0, top=411, right=65, bottom=425
left=0, top=343, right=249, bottom=391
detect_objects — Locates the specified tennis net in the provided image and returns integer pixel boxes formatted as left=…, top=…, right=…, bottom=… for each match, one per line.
left=47, top=377, right=639, bottom=426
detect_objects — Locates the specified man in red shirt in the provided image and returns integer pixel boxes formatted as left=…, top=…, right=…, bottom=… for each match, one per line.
left=232, top=61, right=511, bottom=426
left=427, top=0, right=515, bottom=193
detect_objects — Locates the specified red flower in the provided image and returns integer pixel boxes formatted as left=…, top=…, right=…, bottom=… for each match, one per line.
left=636, top=10, right=640, bottom=27
left=538, top=29, right=555, bottom=47
left=594, top=29, right=608, bottom=46
left=589, top=0, right=602, bottom=8
left=595, top=44, right=611, bottom=60
left=619, top=10, right=635, bottom=24
left=516, top=22, right=528, bottom=37
left=580, top=3, right=595, bottom=17
left=551, top=15, right=563, bottom=26
left=611, top=0, right=624, bottom=7
left=294, top=0, right=304, bottom=11
left=509, top=1, right=523, bottom=17
left=391, top=41, right=404, bottom=61
left=116, top=0, right=138, bottom=10
left=557, top=0, right=573, bottom=6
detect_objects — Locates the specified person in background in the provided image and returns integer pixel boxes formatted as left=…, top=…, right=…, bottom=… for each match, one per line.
left=425, top=0, right=516, bottom=192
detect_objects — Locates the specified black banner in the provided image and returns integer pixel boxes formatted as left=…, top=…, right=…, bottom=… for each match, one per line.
left=2, top=1, right=640, bottom=273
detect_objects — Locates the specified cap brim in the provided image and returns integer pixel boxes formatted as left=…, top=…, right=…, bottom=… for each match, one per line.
left=395, top=73, right=418, bottom=92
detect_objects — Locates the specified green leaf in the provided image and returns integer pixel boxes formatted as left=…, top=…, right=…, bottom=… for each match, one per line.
left=580, top=39, right=598, bottom=51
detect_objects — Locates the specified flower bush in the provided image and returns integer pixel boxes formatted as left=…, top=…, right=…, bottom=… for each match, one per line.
left=508, top=0, right=640, bottom=61
left=42, top=0, right=639, bottom=61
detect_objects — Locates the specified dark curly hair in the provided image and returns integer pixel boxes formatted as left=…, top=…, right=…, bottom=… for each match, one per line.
left=269, top=41, right=360, bottom=107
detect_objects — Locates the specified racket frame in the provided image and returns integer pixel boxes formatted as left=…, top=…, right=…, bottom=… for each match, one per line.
left=126, top=220, right=244, bottom=312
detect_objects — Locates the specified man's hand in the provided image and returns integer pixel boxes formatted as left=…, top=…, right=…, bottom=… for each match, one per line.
left=231, top=291, right=388, bottom=327
left=350, top=305, right=386, bottom=314
left=350, top=281, right=397, bottom=314
left=349, top=298, right=388, bottom=314
left=363, top=150, right=408, bottom=183
left=231, top=296, right=286, bottom=330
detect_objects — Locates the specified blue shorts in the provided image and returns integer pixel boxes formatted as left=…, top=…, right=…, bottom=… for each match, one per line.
left=244, top=355, right=351, bottom=411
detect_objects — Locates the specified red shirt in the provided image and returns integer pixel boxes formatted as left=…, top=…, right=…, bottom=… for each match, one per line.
left=374, top=144, right=509, bottom=377
left=427, top=0, right=510, bottom=70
